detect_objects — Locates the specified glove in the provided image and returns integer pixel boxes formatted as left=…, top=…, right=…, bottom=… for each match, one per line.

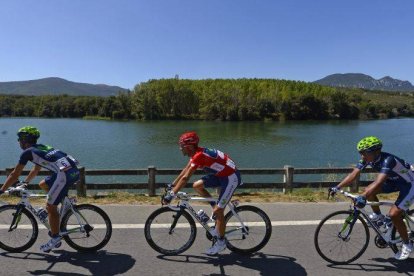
left=163, top=191, right=175, bottom=204
left=354, top=195, right=367, bottom=208
left=16, top=182, right=28, bottom=190
left=8, top=188, right=20, bottom=196
left=328, top=186, right=340, bottom=196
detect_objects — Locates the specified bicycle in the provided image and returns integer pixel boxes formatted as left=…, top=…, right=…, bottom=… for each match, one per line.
left=314, top=189, right=414, bottom=264
left=144, top=188, right=272, bottom=255
left=0, top=184, right=112, bottom=253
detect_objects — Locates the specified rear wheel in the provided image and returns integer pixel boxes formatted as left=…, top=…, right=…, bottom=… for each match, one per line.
left=60, top=204, right=112, bottom=252
left=225, top=205, right=272, bottom=255
left=0, top=204, right=38, bottom=252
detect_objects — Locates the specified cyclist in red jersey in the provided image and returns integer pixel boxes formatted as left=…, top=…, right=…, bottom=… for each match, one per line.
left=163, top=131, right=242, bottom=255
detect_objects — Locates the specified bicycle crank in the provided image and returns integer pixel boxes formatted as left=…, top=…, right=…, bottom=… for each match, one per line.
left=374, top=235, right=388, bottom=249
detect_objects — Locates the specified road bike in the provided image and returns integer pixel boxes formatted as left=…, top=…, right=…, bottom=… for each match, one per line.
left=0, top=184, right=112, bottom=253
left=144, top=189, right=272, bottom=255
left=314, top=189, right=414, bottom=264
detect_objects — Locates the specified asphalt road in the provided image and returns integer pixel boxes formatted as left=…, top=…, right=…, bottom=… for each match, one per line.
left=1, top=202, right=414, bottom=276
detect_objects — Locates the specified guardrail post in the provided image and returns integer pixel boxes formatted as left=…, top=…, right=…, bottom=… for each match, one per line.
left=351, top=173, right=360, bottom=193
left=148, top=166, right=157, bottom=196
left=283, top=165, right=294, bottom=194
left=77, top=167, right=87, bottom=197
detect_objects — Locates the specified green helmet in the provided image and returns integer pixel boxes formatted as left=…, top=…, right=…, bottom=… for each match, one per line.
left=17, top=126, right=40, bottom=142
left=357, top=136, right=382, bottom=153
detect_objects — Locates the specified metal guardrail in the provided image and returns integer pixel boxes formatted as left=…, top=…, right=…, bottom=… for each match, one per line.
left=0, top=166, right=376, bottom=197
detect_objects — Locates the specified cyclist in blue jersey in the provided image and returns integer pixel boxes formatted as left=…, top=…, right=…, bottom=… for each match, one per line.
left=0, top=126, right=80, bottom=253
left=330, top=136, right=414, bottom=260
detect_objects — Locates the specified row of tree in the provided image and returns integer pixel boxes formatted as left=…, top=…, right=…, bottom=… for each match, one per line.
left=1, top=78, right=414, bottom=120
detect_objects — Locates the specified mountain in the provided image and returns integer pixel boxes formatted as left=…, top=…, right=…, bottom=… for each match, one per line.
left=314, top=73, right=414, bottom=92
left=0, top=77, right=128, bottom=96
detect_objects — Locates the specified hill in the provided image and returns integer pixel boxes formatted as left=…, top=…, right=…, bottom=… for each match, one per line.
left=314, top=73, right=414, bottom=92
left=0, top=77, right=128, bottom=96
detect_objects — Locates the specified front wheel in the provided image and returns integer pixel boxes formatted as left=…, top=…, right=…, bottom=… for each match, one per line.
left=144, top=207, right=197, bottom=255
left=0, top=204, right=38, bottom=252
left=224, top=205, right=272, bottom=255
left=314, top=210, right=370, bottom=264
left=60, top=204, right=112, bottom=252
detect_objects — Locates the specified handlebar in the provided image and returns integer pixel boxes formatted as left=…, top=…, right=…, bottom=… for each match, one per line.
left=330, top=189, right=393, bottom=207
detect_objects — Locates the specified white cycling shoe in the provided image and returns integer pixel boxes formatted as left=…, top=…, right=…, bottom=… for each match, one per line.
left=206, top=238, right=226, bottom=256
left=394, top=242, right=413, bottom=260
left=40, top=236, right=62, bottom=253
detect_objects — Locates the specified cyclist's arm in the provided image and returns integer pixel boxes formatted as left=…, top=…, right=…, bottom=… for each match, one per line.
left=0, top=164, right=25, bottom=192
left=172, top=160, right=192, bottom=186
left=337, top=168, right=361, bottom=189
left=362, top=173, right=387, bottom=198
left=172, top=164, right=197, bottom=194
left=24, top=164, right=41, bottom=183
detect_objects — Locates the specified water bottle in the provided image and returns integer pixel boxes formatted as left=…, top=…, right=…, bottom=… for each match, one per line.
left=197, top=209, right=210, bottom=223
left=36, top=208, right=49, bottom=223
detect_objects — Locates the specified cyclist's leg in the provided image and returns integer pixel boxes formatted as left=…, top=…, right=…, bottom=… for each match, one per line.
left=193, top=174, right=220, bottom=206
left=391, top=183, right=414, bottom=243
left=215, top=171, right=241, bottom=237
left=193, top=179, right=213, bottom=198
left=39, top=180, right=49, bottom=192
left=369, top=182, right=399, bottom=214
left=45, top=172, right=69, bottom=236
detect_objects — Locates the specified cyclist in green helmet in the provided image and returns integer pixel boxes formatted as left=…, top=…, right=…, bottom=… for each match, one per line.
left=329, top=136, right=414, bottom=260
left=0, top=126, right=80, bottom=253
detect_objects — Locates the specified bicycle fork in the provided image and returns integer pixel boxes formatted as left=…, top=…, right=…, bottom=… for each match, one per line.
left=9, top=204, right=24, bottom=232
left=338, top=210, right=359, bottom=240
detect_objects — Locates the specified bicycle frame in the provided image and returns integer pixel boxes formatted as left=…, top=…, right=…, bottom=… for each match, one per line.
left=5, top=189, right=88, bottom=236
left=336, top=190, right=412, bottom=246
left=166, top=192, right=249, bottom=239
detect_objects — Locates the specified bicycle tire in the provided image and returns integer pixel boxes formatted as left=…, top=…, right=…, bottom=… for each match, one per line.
left=390, top=209, right=414, bottom=253
left=145, top=207, right=197, bottom=255
left=60, top=204, right=112, bottom=252
left=224, top=205, right=272, bottom=255
left=0, top=204, right=38, bottom=252
left=314, top=210, right=370, bottom=264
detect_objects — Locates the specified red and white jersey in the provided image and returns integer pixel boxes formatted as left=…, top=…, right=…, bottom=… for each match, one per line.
left=190, top=147, right=237, bottom=177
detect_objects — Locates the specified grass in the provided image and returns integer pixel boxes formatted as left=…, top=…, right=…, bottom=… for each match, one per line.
left=0, top=189, right=399, bottom=206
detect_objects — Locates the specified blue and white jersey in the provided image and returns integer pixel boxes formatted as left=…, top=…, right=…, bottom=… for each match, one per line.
left=356, top=152, right=414, bottom=185
left=19, top=144, right=79, bottom=173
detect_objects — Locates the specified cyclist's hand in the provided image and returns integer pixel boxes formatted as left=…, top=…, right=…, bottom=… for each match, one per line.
left=354, top=195, right=366, bottom=208
left=162, top=191, right=175, bottom=205
left=7, top=187, right=20, bottom=196
left=15, top=181, right=28, bottom=190
left=328, top=186, right=339, bottom=198
left=166, top=183, right=173, bottom=192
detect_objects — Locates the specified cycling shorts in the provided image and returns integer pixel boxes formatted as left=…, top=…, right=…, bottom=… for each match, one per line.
left=201, top=170, right=241, bottom=208
left=381, top=181, right=414, bottom=210
left=45, top=167, right=80, bottom=205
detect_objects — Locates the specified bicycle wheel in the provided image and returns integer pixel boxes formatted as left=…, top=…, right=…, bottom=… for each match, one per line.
left=60, top=204, right=112, bottom=252
left=0, top=204, right=38, bottom=252
left=314, top=210, right=370, bottom=264
left=224, top=205, right=272, bottom=255
left=389, top=209, right=414, bottom=253
left=145, top=207, right=197, bottom=255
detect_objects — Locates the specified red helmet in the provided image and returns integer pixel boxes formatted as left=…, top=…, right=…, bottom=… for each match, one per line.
left=179, top=132, right=199, bottom=147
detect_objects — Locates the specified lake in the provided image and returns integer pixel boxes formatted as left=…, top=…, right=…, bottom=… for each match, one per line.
left=1, top=118, right=413, bottom=183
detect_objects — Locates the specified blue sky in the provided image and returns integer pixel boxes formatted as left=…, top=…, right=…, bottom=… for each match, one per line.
left=0, top=1, right=413, bottom=89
